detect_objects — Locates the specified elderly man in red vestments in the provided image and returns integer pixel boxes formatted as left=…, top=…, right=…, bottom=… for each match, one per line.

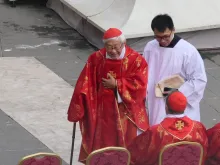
left=206, top=123, right=220, bottom=165
left=67, top=28, right=149, bottom=163
left=128, top=91, right=208, bottom=165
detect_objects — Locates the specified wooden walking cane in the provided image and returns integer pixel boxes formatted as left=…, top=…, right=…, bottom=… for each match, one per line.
left=70, top=122, right=77, bottom=165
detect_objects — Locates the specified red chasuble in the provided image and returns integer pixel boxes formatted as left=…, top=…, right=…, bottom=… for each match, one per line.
left=128, top=116, right=208, bottom=165
left=68, top=46, right=149, bottom=163
left=206, top=123, right=220, bottom=165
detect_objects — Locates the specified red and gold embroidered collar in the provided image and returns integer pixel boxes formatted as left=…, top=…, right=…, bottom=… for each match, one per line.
left=160, top=116, right=194, bottom=140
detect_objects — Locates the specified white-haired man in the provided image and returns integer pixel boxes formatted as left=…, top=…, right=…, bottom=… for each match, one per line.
left=68, top=28, right=149, bottom=163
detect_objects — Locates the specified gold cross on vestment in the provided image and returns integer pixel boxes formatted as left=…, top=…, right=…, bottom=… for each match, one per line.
left=108, top=71, right=116, bottom=78
left=175, top=120, right=184, bottom=130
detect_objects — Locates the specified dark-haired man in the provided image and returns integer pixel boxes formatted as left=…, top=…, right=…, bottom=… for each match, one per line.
left=143, top=14, right=207, bottom=126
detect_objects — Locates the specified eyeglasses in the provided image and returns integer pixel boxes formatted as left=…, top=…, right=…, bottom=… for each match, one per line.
left=154, top=31, right=173, bottom=41
left=105, top=43, right=123, bottom=51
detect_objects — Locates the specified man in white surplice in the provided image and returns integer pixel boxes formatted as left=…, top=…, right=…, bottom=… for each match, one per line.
left=143, top=14, right=207, bottom=126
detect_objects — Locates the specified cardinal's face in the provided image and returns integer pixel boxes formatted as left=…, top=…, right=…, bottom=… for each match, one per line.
left=105, top=40, right=124, bottom=59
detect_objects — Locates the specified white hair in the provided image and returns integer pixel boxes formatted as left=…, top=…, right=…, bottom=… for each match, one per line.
left=103, top=34, right=126, bottom=44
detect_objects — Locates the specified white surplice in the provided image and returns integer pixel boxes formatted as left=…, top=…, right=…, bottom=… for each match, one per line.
left=143, top=39, right=207, bottom=126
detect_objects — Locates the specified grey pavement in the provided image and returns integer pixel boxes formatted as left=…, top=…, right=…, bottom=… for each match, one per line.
left=0, top=109, right=52, bottom=165
left=0, top=1, right=94, bottom=164
left=0, top=1, right=220, bottom=165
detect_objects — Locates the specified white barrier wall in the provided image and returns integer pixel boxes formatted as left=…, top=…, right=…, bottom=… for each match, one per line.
left=120, top=0, right=220, bottom=38
left=47, top=0, right=220, bottom=52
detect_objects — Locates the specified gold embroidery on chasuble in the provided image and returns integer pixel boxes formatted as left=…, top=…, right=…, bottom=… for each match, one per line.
left=116, top=117, right=123, bottom=131
left=123, top=90, right=132, bottom=101
left=157, top=126, right=164, bottom=138
left=120, top=113, right=128, bottom=134
left=82, top=88, right=88, bottom=95
left=108, top=71, right=117, bottom=78
left=89, top=88, right=94, bottom=100
left=123, top=57, right=128, bottom=70
left=133, top=80, right=140, bottom=89
left=175, top=120, right=185, bottom=130
left=82, top=76, right=88, bottom=87
left=81, top=76, right=89, bottom=94
left=137, top=109, right=146, bottom=124
left=136, top=57, right=142, bottom=67
left=116, top=117, right=125, bottom=145
left=116, top=104, right=126, bottom=145
left=91, top=108, right=96, bottom=121
left=116, top=80, right=122, bottom=93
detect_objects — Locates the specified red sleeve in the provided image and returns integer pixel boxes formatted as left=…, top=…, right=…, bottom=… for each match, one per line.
left=117, top=55, right=148, bottom=106
left=67, top=53, right=98, bottom=122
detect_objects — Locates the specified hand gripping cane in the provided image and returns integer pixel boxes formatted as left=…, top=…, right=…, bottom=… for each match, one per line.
left=70, top=122, right=76, bottom=165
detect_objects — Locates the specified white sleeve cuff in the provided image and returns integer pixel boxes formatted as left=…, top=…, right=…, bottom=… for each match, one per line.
left=117, top=90, right=123, bottom=103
